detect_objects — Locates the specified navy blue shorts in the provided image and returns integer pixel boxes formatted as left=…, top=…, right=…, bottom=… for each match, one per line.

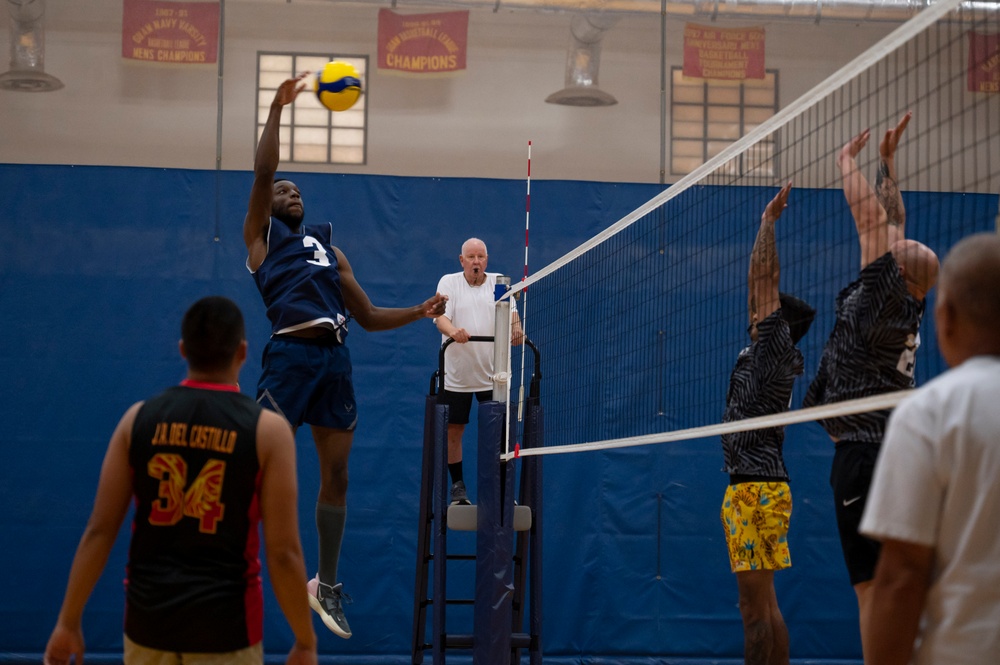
left=438, top=389, right=493, bottom=425
left=256, top=336, right=357, bottom=430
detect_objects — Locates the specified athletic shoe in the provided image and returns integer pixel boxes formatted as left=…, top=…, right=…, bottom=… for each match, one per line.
left=450, top=480, right=471, bottom=505
left=307, top=575, right=352, bottom=639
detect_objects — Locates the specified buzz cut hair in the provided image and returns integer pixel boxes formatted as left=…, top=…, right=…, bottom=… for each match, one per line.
left=181, top=296, right=246, bottom=373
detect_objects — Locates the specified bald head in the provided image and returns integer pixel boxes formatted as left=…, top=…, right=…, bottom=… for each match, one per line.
left=461, top=237, right=488, bottom=256
left=935, top=233, right=1000, bottom=366
left=890, top=239, right=939, bottom=300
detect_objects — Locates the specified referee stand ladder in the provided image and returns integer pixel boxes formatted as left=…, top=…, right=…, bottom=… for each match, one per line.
left=411, top=283, right=544, bottom=665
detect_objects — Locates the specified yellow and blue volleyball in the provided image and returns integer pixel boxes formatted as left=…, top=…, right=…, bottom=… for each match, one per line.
left=314, top=61, right=362, bottom=112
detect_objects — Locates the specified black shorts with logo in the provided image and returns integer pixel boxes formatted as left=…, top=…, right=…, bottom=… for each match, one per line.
left=830, top=438, right=882, bottom=586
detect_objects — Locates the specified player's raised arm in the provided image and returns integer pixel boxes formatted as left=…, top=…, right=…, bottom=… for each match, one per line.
left=245, top=74, right=309, bottom=270
left=876, top=111, right=911, bottom=245
left=838, top=129, right=889, bottom=269
left=747, top=182, right=790, bottom=337
left=334, top=247, right=447, bottom=331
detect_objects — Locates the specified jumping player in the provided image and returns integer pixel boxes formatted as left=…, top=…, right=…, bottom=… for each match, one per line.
left=720, top=183, right=815, bottom=665
left=245, top=73, right=447, bottom=639
left=803, top=112, right=939, bottom=659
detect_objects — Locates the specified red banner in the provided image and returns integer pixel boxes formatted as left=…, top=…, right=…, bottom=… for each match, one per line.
left=683, top=23, right=765, bottom=80
left=968, top=31, right=1000, bottom=93
left=122, top=0, right=220, bottom=64
left=377, top=9, right=468, bottom=74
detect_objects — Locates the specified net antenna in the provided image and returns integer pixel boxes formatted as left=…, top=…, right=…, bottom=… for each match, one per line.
left=501, top=0, right=999, bottom=460
left=517, top=140, right=532, bottom=424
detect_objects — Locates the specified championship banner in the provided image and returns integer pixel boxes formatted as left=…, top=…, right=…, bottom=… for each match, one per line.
left=683, top=23, right=765, bottom=80
left=122, top=0, right=220, bottom=64
left=968, top=31, right=1000, bottom=93
left=377, top=9, right=468, bottom=74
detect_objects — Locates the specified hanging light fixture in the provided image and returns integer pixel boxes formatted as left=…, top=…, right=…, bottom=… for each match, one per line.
left=0, top=0, right=64, bottom=92
left=546, top=13, right=619, bottom=107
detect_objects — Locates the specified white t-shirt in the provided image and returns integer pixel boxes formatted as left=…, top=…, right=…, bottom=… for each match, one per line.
left=435, top=271, right=499, bottom=392
left=860, top=355, right=1000, bottom=665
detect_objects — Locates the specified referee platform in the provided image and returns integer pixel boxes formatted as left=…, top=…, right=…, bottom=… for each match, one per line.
left=411, top=334, right=544, bottom=665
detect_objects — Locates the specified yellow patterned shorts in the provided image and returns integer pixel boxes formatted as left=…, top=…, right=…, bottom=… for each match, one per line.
left=720, top=481, right=792, bottom=573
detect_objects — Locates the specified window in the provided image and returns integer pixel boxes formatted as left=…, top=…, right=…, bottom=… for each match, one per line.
left=670, top=67, right=778, bottom=177
left=256, top=52, right=368, bottom=165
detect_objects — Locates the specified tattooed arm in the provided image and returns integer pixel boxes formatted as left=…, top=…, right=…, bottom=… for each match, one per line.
left=877, top=111, right=911, bottom=248
left=748, top=182, right=790, bottom=340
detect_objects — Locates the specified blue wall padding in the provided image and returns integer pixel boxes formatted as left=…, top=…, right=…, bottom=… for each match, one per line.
left=0, top=163, right=996, bottom=664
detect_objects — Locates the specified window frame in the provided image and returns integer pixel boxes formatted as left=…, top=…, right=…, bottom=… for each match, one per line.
left=255, top=51, right=369, bottom=166
left=669, top=66, right=780, bottom=178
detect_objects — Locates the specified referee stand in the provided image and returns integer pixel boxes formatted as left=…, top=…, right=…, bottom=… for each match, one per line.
left=411, top=281, right=543, bottom=665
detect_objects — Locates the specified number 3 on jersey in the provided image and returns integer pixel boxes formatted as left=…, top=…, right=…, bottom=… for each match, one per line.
left=147, top=454, right=226, bottom=533
left=303, top=236, right=331, bottom=267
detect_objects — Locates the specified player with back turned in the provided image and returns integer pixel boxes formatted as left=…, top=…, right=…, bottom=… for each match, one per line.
left=43, top=296, right=316, bottom=665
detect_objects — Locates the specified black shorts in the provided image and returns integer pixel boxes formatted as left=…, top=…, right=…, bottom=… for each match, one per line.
left=438, top=389, right=493, bottom=425
left=830, top=439, right=882, bottom=586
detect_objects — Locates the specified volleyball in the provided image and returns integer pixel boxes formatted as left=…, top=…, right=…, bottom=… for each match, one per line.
left=314, top=61, right=362, bottom=112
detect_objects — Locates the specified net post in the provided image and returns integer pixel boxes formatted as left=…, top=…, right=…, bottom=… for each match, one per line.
left=474, top=400, right=515, bottom=665
left=513, top=375, right=544, bottom=664
left=525, top=397, right=544, bottom=664
left=493, top=275, right=512, bottom=402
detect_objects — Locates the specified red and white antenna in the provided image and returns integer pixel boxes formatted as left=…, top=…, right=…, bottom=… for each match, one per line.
left=517, top=140, right=531, bottom=423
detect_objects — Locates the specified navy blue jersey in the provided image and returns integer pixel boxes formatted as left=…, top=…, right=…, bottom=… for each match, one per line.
left=721, top=309, right=804, bottom=480
left=125, top=383, right=264, bottom=653
left=803, top=252, right=925, bottom=443
left=250, top=220, right=350, bottom=340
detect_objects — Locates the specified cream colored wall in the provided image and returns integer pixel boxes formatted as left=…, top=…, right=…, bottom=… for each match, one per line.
left=0, top=0, right=898, bottom=182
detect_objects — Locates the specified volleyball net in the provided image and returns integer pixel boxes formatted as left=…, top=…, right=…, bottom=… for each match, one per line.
left=504, top=0, right=1000, bottom=459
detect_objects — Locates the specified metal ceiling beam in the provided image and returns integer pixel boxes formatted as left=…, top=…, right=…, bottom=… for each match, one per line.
left=320, top=0, right=997, bottom=22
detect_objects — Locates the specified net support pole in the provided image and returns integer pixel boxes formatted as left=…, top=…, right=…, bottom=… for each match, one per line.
left=493, top=275, right=512, bottom=403
left=474, top=400, right=515, bottom=665
left=520, top=392, right=544, bottom=664
left=493, top=275, right=513, bottom=455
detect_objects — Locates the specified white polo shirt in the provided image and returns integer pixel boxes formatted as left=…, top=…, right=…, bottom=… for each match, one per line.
left=435, top=271, right=499, bottom=392
left=860, top=355, right=1000, bottom=665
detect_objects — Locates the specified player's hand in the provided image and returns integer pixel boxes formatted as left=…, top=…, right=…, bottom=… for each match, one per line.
left=422, top=293, right=448, bottom=319
left=451, top=328, right=470, bottom=343
left=43, top=624, right=84, bottom=665
left=880, top=110, right=911, bottom=161
left=839, top=129, right=870, bottom=166
left=273, top=72, right=310, bottom=107
left=763, top=181, right=792, bottom=222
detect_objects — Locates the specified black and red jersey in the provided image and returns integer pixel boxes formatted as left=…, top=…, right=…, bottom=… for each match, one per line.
left=125, top=382, right=264, bottom=653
